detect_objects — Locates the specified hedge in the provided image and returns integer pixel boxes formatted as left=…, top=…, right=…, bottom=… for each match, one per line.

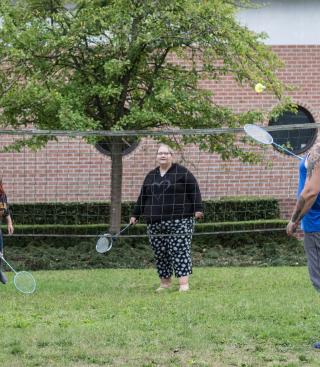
left=0, top=198, right=301, bottom=270
left=1, top=219, right=287, bottom=240
left=2, top=227, right=304, bottom=271
left=9, top=197, right=280, bottom=225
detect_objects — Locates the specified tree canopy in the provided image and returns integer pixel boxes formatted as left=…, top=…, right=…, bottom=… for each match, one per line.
left=0, top=0, right=290, bottom=159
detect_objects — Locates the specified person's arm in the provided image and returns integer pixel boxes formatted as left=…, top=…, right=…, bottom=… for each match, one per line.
left=2, top=195, right=13, bottom=235
left=186, top=170, right=204, bottom=220
left=287, top=160, right=320, bottom=236
left=6, top=214, right=14, bottom=235
left=130, top=177, right=148, bottom=224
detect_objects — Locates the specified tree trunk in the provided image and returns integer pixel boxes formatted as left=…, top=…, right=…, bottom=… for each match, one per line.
left=110, top=138, right=123, bottom=233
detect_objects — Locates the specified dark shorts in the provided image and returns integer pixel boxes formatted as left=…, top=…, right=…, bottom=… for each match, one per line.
left=304, top=232, right=320, bottom=292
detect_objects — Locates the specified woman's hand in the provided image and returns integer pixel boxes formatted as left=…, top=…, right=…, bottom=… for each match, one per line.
left=7, top=217, right=14, bottom=235
left=195, top=212, right=204, bottom=220
left=130, top=217, right=138, bottom=225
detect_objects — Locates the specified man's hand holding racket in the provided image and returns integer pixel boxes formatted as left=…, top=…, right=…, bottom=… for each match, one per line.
left=286, top=220, right=298, bottom=236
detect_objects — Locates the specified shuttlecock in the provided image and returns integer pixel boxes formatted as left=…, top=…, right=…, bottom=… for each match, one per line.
left=255, top=83, right=266, bottom=93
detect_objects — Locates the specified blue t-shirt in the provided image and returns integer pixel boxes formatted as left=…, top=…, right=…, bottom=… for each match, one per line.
left=298, top=156, right=320, bottom=232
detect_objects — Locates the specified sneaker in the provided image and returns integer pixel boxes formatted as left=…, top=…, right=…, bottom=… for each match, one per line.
left=0, top=271, right=7, bottom=285
left=179, top=284, right=189, bottom=292
left=313, top=342, right=320, bottom=349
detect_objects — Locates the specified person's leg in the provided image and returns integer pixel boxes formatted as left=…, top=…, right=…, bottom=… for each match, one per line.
left=304, top=232, right=320, bottom=292
left=168, top=217, right=194, bottom=291
left=178, top=276, right=190, bottom=291
left=0, top=230, right=7, bottom=285
left=147, top=222, right=173, bottom=290
left=0, top=230, right=3, bottom=254
left=303, top=232, right=320, bottom=348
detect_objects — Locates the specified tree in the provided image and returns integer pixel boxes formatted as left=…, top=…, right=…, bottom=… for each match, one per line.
left=0, top=0, right=291, bottom=231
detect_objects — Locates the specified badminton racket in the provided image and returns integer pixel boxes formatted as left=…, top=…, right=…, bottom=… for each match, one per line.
left=96, top=223, right=132, bottom=254
left=0, top=252, right=36, bottom=294
left=244, top=124, right=303, bottom=160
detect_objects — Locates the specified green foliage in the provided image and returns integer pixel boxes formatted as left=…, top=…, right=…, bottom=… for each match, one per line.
left=203, top=197, right=280, bottom=222
left=2, top=219, right=287, bottom=238
left=9, top=198, right=280, bottom=225
left=4, top=227, right=303, bottom=270
left=1, top=216, right=299, bottom=271
left=0, top=0, right=293, bottom=161
left=2, top=197, right=291, bottom=270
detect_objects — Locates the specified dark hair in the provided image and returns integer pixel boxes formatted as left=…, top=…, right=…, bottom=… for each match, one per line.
left=0, top=180, right=5, bottom=195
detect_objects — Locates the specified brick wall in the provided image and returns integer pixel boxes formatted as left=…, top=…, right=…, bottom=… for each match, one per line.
left=1, top=45, right=319, bottom=221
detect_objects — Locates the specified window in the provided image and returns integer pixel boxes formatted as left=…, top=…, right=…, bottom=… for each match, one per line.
left=95, top=137, right=140, bottom=157
left=268, top=106, right=317, bottom=155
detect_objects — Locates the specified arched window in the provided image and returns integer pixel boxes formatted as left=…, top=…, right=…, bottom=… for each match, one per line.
left=95, top=137, right=140, bottom=157
left=269, top=106, right=317, bottom=155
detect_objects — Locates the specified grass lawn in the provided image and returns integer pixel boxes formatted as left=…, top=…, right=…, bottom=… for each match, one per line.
left=0, top=267, right=320, bottom=367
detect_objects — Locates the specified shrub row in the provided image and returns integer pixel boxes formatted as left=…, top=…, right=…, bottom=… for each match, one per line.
left=1, top=219, right=287, bottom=241
left=10, top=198, right=280, bottom=225
left=3, top=226, right=304, bottom=271
left=1, top=198, right=296, bottom=271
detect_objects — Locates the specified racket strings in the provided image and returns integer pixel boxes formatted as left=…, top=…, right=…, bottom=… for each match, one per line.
left=96, top=235, right=112, bottom=253
left=14, top=271, right=36, bottom=294
left=244, top=124, right=273, bottom=145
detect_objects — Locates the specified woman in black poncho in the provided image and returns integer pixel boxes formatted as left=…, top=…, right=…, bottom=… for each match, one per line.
left=130, top=144, right=203, bottom=292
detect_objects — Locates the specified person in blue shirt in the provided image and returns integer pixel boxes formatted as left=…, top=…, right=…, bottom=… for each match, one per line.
left=287, top=143, right=320, bottom=348
left=0, top=180, right=14, bottom=284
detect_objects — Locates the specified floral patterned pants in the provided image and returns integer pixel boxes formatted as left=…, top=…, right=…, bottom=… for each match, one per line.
left=147, top=217, right=194, bottom=279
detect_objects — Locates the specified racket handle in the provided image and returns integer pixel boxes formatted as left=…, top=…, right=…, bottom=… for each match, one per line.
left=118, top=223, right=132, bottom=235
left=0, top=256, right=17, bottom=273
left=272, top=142, right=303, bottom=160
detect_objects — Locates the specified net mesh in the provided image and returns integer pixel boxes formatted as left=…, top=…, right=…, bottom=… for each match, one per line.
left=0, top=125, right=314, bottom=237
